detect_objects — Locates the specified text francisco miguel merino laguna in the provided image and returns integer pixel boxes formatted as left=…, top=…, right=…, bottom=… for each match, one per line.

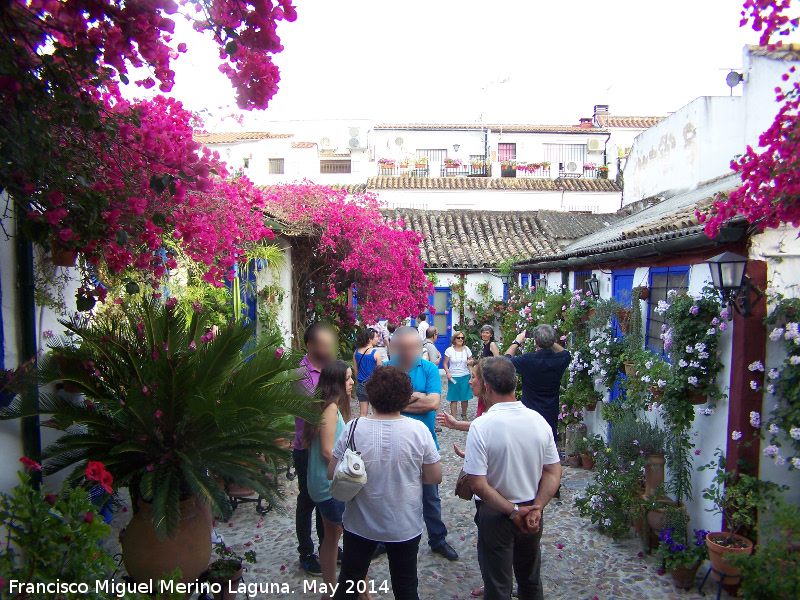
left=6, top=578, right=297, bottom=597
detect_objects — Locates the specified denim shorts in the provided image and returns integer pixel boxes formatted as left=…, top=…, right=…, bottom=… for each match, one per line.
left=356, top=381, right=368, bottom=403
left=316, top=497, right=345, bottom=525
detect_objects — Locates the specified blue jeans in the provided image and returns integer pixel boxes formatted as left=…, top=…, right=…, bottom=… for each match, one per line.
left=422, top=483, right=448, bottom=549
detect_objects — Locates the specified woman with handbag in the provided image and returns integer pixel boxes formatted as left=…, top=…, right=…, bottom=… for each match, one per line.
left=353, top=328, right=383, bottom=417
left=444, top=331, right=474, bottom=421
left=329, top=366, right=442, bottom=600
left=303, top=361, right=353, bottom=600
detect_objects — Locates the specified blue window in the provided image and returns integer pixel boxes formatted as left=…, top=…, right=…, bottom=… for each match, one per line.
left=502, top=283, right=508, bottom=302
left=646, top=266, right=690, bottom=352
left=520, top=273, right=529, bottom=289
left=573, top=270, right=592, bottom=292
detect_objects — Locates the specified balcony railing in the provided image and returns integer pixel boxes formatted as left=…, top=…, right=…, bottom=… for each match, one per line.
left=559, top=167, right=609, bottom=180
left=377, top=163, right=430, bottom=177
left=516, top=166, right=551, bottom=179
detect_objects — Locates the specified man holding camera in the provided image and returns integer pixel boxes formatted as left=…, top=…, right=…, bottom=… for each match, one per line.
left=503, top=324, right=570, bottom=443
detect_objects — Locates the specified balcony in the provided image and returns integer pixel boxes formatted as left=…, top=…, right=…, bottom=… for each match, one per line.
left=377, top=162, right=430, bottom=177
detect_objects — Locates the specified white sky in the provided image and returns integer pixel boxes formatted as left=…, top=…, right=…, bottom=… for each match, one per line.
left=123, top=0, right=794, bottom=129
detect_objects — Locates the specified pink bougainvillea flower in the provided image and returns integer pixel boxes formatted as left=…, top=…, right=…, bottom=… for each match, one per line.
left=155, top=410, right=163, bottom=419
left=275, top=348, right=284, bottom=358
left=556, top=544, right=564, bottom=549
left=83, top=512, right=94, bottom=523
left=280, top=565, right=286, bottom=571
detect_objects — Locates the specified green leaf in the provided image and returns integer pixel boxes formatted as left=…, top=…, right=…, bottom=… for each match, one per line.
left=225, top=41, right=238, bottom=56
left=223, top=27, right=240, bottom=39
left=119, top=73, right=129, bottom=85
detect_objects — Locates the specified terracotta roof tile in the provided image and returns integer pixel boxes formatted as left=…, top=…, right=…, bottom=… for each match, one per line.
left=382, top=209, right=559, bottom=269
left=193, top=132, right=293, bottom=144
left=364, top=176, right=621, bottom=192
left=594, top=115, right=665, bottom=128
left=373, top=123, right=608, bottom=134
left=535, top=210, right=622, bottom=240
left=748, top=43, right=800, bottom=60
left=292, top=142, right=317, bottom=149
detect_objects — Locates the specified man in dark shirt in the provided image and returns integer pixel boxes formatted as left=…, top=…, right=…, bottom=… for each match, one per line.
left=504, top=324, right=571, bottom=441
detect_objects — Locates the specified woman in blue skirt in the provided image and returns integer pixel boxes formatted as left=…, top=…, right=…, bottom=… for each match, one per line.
left=443, top=330, right=474, bottom=420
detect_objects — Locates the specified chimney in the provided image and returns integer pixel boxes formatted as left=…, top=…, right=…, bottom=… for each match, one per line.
left=579, top=117, right=593, bottom=129
left=593, top=104, right=609, bottom=127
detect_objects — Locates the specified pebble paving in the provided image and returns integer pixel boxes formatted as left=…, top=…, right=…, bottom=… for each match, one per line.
left=107, top=381, right=733, bottom=599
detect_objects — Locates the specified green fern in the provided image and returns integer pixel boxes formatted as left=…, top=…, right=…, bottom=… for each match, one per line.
left=0, top=298, right=317, bottom=540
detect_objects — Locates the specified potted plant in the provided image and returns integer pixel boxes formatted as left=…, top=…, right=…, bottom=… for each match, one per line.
left=732, top=504, right=800, bottom=599
left=414, top=157, right=428, bottom=168
left=583, top=162, right=597, bottom=172
left=597, top=164, right=610, bottom=179
left=656, top=526, right=710, bottom=589
left=378, top=158, right=395, bottom=171
left=633, top=354, right=671, bottom=400
left=207, top=542, right=257, bottom=600
left=575, top=457, right=643, bottom=540
left=699, top=450, right=788, bottom=586
left=0, top=298, right=314, bottom=586
left=575, top=434, right=604, bottom=470
left=444, top=157, right=463, bottom=168
left=50, top=241, right=79, bottom=267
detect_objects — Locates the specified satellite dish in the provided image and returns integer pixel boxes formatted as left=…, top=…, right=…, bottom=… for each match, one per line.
left=395, top=137, right=404, bottom=147
left=320, top=137, right=331, bottom=148
left=349, top=127, right=360, bottom=137
left=726, top=71, right=743, bottom=88
left=348, top=137, right=360, bottom=148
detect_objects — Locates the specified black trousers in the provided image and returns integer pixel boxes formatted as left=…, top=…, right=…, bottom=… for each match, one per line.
left=333, top=530, right=421, bottom=600
left=476, top=502, right=544, bottom=600
left=293, top=448, right=324, bottom=556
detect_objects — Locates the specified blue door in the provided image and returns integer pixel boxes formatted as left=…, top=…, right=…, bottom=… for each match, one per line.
left=610, top=270, right=635, bottom=402
left=413, top=287, right=452, bottom=368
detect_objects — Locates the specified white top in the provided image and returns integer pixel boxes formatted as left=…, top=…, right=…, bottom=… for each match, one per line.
left=417, top=321, right=430, bottom=340
left=463, top=401, right=560, bottom=504
left=333, top=417, right=440, bottom=542
left=445, top=346, right=473, bottom=377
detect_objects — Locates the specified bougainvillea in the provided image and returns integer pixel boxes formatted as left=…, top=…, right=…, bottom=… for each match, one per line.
left=700, top=1, right=799, bottom=236
left=264, top=183, right=432, bottom=346
left=1, top=0, right=295, bottom=304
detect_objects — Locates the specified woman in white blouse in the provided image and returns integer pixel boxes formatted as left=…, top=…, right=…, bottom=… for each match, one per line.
left=443, top=330, right=474, bottom=421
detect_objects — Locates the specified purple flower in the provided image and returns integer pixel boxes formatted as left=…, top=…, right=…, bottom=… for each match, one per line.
left=689, top=305, right=700, bottom=315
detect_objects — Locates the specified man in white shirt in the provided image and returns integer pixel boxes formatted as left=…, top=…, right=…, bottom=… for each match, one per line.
left=416, top=313, right=429, bottom=341
left=463, top=357, right=562, bottom=600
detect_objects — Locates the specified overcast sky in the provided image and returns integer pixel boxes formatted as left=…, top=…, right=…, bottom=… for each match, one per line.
left=124, top=0, right=792, bottom=129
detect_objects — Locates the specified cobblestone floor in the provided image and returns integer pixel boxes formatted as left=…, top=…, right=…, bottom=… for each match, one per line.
left=108, top=393, right=732, bottom=600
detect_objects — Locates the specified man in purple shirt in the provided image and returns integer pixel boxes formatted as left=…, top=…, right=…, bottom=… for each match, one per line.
left=294, top=322, right=338, bottom=576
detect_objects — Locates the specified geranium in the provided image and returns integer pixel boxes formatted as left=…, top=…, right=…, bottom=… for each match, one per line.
left=19, top=457, right=41, bottom=471
left=85, top=461, right=114, bottom=494
left=732, top=430, right=743, bottom=441
left=751, top=411, right=762, bottom=427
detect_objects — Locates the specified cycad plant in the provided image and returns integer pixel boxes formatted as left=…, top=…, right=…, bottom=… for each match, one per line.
left=1, top=298, right=315, bottom=539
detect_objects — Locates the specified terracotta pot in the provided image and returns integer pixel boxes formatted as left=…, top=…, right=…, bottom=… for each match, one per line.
left=121, top=495, right=213, bottom=586
left=585, top=400, right=598, bottom=411
left=580, top=308, right=597, bottom=323
left=51, top=245, right=78, bottom=267
left=649, top=385, right=664, bottom=400
left=623, top=361, right=637, bottom=379
left=210, top=566, right=244, bottom=600
left=566, top=454, right=581, bottom=468
left=644, top=454, right=666, bottom=496
left=705, top=532, right=753, bottom=585
left=646, top=499, right=684, bottom=533
left=670, top=563, right=700, bottom=589
left=637, top=287, right=651, bottom=300
left=688, top=390, right=706, bottom=405
left=580, top=454, right=595, bottom=470
left=415, top=163, right=426, bottom=168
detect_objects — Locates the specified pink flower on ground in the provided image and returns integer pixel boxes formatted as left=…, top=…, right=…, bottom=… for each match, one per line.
left=154, top=410, right=163, bottom=419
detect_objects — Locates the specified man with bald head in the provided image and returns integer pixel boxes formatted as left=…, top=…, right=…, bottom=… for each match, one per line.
left=376, top=326, right=459, bottom=562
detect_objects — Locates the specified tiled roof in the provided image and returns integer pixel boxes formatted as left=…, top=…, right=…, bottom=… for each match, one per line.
left=383, top=209, right=559, bottom=269
left=292, top=142, right=317, bottom=148
left=514, top=174, right=743, bottom=268
left=361, top=176, right=621, bottom=192
left=594, top=115, right=665, bottom=128
left=748, top=43, right=800, bottom=60
left=535, top=210, right=622, bottom=240
left=373, top=123, right=608, bottom=134
left=193, top=132, right=293, bottom=144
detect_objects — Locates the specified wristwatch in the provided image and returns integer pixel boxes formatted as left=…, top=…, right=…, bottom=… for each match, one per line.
left=508, top=504, right=519, bottom=521
left=512, top=340, right=521, bottom=346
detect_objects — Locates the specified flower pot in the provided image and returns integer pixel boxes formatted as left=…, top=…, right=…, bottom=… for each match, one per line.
left=566, top=454, right=581, bottom=468
left=585, top=400, right=597, bottom=411
left=649, top=385, right=664, bottom=400
left=616, top=309, right=632, bottom=334
left=580, top=453, right=595, bottom=470
left=623, top=361, right=637, bottom=379
left=646, top=499, right=684, bottom=534
left=415, top=163, right=426, bottom=168
left=210, top=565, right=244, bottom=600
left=644, top=454, right=666, bottom=497
left=688, top=390, right=706, bottom=405
left=637, top=287, right=650, bottom=300
left=51, top=245, right=78, bottom=267
left=705, top=532, right=754, bottom=585
left=580, top=308, right=597, bottom=323
left=670, top=563, right=700, bottom=589
left=120, top=495, right=213, bottom=586
left=564, top=422, right=587, bottom=455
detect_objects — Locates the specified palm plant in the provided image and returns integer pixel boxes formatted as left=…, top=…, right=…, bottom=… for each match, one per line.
left=1, top=298, right=316, bottom=539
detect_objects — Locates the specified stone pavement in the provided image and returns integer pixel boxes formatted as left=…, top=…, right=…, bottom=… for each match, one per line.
left=108, top=396, right=733, bottom=599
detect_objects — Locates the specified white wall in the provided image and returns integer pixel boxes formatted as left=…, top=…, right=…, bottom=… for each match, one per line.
left=623, top=96, right=745, bottom=205
left=741, top=48, right=799, bottom=149
left=254, top=239, right=294, bottom=346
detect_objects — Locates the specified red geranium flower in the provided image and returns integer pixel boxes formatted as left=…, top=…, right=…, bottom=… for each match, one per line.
left=19, top=457, right=41, bottom=471
left=85, top=461, right=114, bottom=493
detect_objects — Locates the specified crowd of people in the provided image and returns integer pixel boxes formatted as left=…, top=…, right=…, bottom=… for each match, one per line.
left=292, top=320, right=571, bottom=600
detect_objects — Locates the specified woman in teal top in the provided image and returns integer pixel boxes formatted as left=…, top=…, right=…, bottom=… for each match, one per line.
left=302, top=360, right=353, bottom=599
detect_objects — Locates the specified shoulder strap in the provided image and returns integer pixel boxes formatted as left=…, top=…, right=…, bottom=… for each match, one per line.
left=356, top=350, right=367, bottom=371
left=346, top=418, right=359, bottom=452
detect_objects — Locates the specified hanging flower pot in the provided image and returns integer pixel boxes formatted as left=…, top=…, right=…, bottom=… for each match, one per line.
left=623, top=361, right=637, bottom=379
left=585, top=399, right=598, bottom=411
left=688, top=390, right=707, bottom=405
left=705, top=532, right=754, bottom=585
left=51, top=245, right=78, bottom=267
left=649, top=385, right=665, bottom=400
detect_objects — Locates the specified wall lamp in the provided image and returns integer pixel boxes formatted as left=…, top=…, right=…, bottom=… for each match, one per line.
left=706, top=251, right=763, bottom=318
left=453, top=144, right=460, bottom=152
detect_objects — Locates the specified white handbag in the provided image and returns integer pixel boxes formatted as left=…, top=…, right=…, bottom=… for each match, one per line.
left=329, top=418, right=367, bottom=502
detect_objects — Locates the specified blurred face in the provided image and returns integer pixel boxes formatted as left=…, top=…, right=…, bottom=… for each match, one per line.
left=393, top=334, right=422, bottom=370
left=469, top=364, right=485, bottom=399
left=345, top=368, right=354, bottom=396
left=481, top=329, right=491, bottom=341
left=453, top=333, right=465, bottom=347
left=307, top=329, right=337, bottom=367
